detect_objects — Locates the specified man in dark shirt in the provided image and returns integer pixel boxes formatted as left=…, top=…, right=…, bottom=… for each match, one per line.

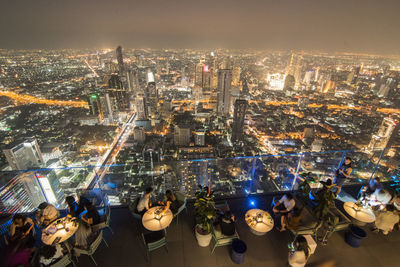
left=82, top=202, right=100, bottom=225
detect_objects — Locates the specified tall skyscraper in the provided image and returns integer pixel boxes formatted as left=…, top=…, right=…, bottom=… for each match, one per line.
left=378, top=77, right=398, bottom=98
left=286, top=51, right=303, bottom=89
left=99, top=93, right=117, bottom=123
left=368, top=117, right=399, bottom=151
left=116, top=45, right=124, bottom=74
left=217, top=69, right=232, bottom=116
left=174, top=125, right=191, bottom=146
left=232, top=66, right=241, bottom=87
left=135, top=92, right=148, bottom=120
left=3, top=137, right=44, bottom=170
left=146, top=70, right=158, bottom=117
left=194, top=130, right=206, bottom=146
left=231, top=99, right=247, bottom=142
left=195, top=63, right=205, bottom=87
left=202, top=65, right=211, bottom=89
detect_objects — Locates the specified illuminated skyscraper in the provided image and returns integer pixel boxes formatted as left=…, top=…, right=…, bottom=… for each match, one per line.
left=195, top=63, right=205, bottom=87
left=146, top=70, right=158, bottom=116
left=378, top=77, right=398, bottom=98
left=3, top=137, right=44, bottom=171
left=232, top=66, right=241, bottom=87
left=286, top=51, right=303, bottom=89
left=202, top=65, right=211, bottom=89
left=231, top=99, right=247, bottom=142
left=87, top=94, right=101, bottom=116
left=174, top=125, right=191, bottom=146
left=135, top=92, right=148, bottom=120
left=217, top=69, right=232, bottom=116
left=116, top=45, right=124, bottom=74
left=368, top=117, right=399, bottom=151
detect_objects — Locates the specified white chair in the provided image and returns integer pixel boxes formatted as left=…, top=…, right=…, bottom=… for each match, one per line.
left=74, top=230, right=108, bottom=266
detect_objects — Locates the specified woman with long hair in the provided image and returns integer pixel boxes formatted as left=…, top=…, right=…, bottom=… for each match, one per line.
left=288, top=235, right=310, bottom=267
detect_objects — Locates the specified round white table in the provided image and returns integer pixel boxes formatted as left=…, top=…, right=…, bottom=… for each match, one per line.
left=343, top=202, right=376, bottom=225
left=142, top=207, right=173, bottom=231
left=245, top=209, right=274, bottom=236
left=42, top=217, right=79, bottom=245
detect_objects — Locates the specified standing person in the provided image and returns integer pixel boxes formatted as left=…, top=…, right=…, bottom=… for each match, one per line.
left=137, top=187, right=153, bottom=216
left=288, top=235, right=310, bottom=267
left=81, top=202, right=100, bottom=226
left=333, top=157, right=353, bottom=194
left=36, top=202, right=60, bottom=227
left=273, top=193, right=296, bottom=232
left=9, top=214, right=35, bottom=248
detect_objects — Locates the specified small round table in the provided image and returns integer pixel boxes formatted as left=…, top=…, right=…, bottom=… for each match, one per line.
left=245, top=209, right=274, bottom=236
left=42, top=217, right=79, bottom=245
left=343, top=202, right=376, bottom=226
left=142, top=207, right=173, bottom=231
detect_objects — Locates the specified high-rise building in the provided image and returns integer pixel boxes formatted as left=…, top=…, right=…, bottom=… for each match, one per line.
left=232, top=66, right=241, bottom=87
left=135, top=92, right=148, bottom=120
left=194, top=130, right=206, bottom=146
left=116, top=45, right=124, bottom=74
left=286, top=52, right=302, bottom=89
left=303, top=71, right=314, bottom=85
left=303, top=127, right=315, bottom=139
left=0, top=172, right=47, bottom=214
left=217, top=69, right=232, bottom=116
left=3, top=137, right=44, bottom=170
left=99, top=93, right=118, bottom=124
left=146, top=70, right=158, bottom=117
left=177, top=147, right=214, bottom=197
left=231, top=99, right=247, bottom=142
left=284, top=75, right=295, bottom=91
left=378, top=77, right=398, bottom=98
left=202, top=65, right=211, bottom=89
left=134, top=127, right=146, bottom=143
left=195, top=63, right=205, bottom=87
left=87, top=94, right=101, bottom=116
left=174, top=125, right=191, bottom=146
left=368, top=117, right=399, bottom=151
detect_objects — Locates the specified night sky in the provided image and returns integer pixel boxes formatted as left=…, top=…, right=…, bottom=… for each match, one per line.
left=1, top=0, right=400, bottom=54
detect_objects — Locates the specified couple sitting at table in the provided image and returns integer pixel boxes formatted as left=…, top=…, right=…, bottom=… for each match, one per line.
left=136, top=187, right=179, bottom=216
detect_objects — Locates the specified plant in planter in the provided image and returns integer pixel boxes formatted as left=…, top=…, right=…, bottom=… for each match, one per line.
left=193, top=185, right=216, bottom=247
left=297, top=172, right=316, bottom=202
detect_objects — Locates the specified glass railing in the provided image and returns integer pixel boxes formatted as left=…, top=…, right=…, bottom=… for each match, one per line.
left=0, top=146, right=399, bottom=215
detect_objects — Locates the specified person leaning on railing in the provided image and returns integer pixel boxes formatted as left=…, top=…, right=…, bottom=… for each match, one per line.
left=333, top=157, right=353, bottom=194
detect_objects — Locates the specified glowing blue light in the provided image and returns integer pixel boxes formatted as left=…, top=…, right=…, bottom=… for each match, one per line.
left=250, top=200, right=255, bottom=206
left=244, top=189, right=250, bottom=194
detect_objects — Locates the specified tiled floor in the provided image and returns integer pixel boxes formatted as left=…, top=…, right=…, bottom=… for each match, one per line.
left=76, top=191, right=400, bottom=267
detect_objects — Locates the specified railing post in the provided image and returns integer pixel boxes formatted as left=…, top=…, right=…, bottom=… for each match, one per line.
left=370, top=148, right=386, bottom=180
left=292, top=153, right=303, bottom=190
left=338, top=152, right=347, bottom=169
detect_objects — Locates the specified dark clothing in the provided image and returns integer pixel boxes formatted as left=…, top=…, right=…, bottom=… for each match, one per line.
left=334, top=163, right=352, bottom=187
left=220, top=219, right=235, bottom=236
left=67, top=202, right=80, bottom=217
left=12, top=221, right=35, bottom=248
left=169, top=199, right=180, bottom=214
left=275, top=203, right=290, bottom=215
left=85, top=208, right=100, bottom=225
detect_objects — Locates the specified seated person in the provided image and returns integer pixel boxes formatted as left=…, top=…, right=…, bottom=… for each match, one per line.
left=311, top=179, right=338, bottom=201
left=39, top=244, right=64, bottom=266
left=283, top=206, right=303, bottom=231
left=373, top=204, right=399, bottom=235
left=273, top=193, right=296, bottom=231
left=137, top=187, right=153, bottom=215
left=65, top=196, right=80, bottom=218
left=391, top=195, right=400, bottom=216
left=158, top=190, right=179, bottom=214
left=81, top=202, right=101, bottom=226
left=77, top=196, right=90, bottom=216
left=220, top=211, right=236, bottom=236
left=36, top=202, right=60, bottom=227
left=360, top=177, right=383, bottom=200
left=74, top=220, right=94, bottom=249
left=369, top=188, right=392, bottom=207
left=9, top=214, right=35, bottom=248
left=3, top=239, right=32, bottom=267
left=288, top=235, right=310, bottom=267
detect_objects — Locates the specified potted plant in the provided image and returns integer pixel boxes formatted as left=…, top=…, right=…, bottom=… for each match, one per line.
left=194, top=185, right=216, bottom=247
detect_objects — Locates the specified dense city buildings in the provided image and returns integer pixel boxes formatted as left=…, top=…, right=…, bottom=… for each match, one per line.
left=0, top=48, right=399, bottom=209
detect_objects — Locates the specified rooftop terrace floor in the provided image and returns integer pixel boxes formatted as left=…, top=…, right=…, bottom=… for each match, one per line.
left=77, top=188, right=400, bottom=267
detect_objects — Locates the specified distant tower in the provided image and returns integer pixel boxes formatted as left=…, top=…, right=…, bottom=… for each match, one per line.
left=368, top=117, right=399, bottom=151
left=231, top=99, right=247, bottom=142
left=136, top=92, right=148, bottom=120
left=202, top=65, right=211, bottom=89
left=116, top=46, right=124, bottom=74
left=87, top=94, right=101, bottom=115
left=232, top=66, right=241, bottom=87
left=195, top=63, right=205, bottom=87
left=378, top=77, right=398, bottom=98
left=217, top=69, right=232, bottom=116
left=3, top=137, right=44, bottom=170
left=174, top=125, right=191, bottom=146
left=146, top=70, right=158, bottom=117
left=286, top=51, right=302, bottom=89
